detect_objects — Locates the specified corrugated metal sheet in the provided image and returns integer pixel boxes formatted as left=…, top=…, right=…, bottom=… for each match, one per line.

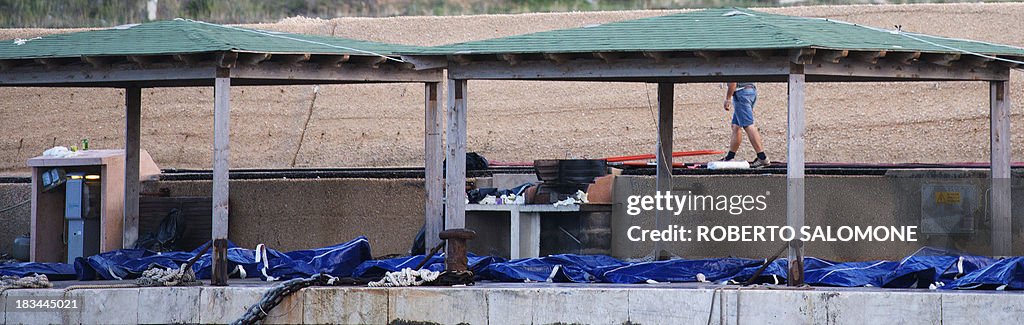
left=408, top=8, right=1024, bottom=57
left=0, top=19, right=423, bottom=59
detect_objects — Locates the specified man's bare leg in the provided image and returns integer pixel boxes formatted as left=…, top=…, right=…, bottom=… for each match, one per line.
left=743, top=125, right=765, bottom=153
left=730, top=124, right=744, bottom=153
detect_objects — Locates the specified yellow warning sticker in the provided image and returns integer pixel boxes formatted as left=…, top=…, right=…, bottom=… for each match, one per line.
left=935, top=192, right=962, bottom=204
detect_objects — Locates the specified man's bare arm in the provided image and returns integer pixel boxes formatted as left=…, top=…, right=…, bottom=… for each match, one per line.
left=724, top=82, right=737, bottom=111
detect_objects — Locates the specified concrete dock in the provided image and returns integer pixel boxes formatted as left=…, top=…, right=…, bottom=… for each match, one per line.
left=2, top=280, right=1022, bottom=324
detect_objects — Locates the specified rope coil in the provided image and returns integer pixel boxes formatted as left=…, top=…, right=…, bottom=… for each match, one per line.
left=367, top=268, right=441, bottom=287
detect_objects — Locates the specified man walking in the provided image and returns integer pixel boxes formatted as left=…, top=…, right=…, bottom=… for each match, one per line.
left=721, top=82, right=770, bottom=167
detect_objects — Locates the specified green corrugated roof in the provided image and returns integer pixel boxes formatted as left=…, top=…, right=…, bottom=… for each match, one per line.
left=408, top=8, right=1024, bottom=57
left=0, top=19, right=423, bottom=59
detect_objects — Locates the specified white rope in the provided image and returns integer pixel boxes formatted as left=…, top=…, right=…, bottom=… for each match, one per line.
left=255, top=244, right=279, bottom=282
left=136, top=263, right=199, bottom=287
left=0, top=274, right=52, bottom=291
left=367, top=268, right=440, bottom=287
left=180, top=18, right=405, bottom=63
left=898, top=32, right=1024, bottom=67
left=808, top=16, right=1024, bottom=67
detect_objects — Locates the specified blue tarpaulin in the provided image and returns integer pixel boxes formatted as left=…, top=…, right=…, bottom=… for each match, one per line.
left=2, top=241, right=1023, bottom=290
left=353, top=254, right=505, bottom=278
left=0, top=262, right=77, bottom=280
left=74, top=237, right=371, bottom=281
left=881, top=248, right=996, bottom=288
left=477, top=254, right=627, bottom=283
left=945, top=257, right=1024, bottom=290
left=603, top=258, right=760, bottom=284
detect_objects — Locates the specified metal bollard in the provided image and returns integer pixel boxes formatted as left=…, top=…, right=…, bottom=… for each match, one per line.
left=211, top=238, right=229, bottom=286
left=439, top=228, right=477, bottom=272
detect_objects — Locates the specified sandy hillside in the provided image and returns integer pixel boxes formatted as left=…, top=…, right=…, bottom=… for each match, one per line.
left=1, top=3, right=1022, bottom=175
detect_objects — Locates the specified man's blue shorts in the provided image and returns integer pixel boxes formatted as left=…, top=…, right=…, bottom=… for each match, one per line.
left=731, top=87, right=757, bottom=127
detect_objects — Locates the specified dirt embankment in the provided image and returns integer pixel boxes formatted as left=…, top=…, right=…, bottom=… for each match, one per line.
left=1, top=3, right=1022, bottom=175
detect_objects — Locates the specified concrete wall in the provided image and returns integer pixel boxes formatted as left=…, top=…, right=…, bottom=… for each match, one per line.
left=0, top=178, right=425, bottom=258
left=3, top=171, right=1021, bottom=261
left=0, top=182, right=31, bottom=258
left=612, top=171, right=1024, bottom=260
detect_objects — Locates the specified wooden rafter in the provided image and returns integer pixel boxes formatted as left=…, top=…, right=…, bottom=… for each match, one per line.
left=498, top=54, right=522, bottom=66
left=452, top=55, right=473, bottom=66
left=789, top=48, right=816, bottom=64
left=34, top=57, right=77, bottom=69
left=593, top=52, right=620, bottom=63
left=127, top=55, right=160, bottom=67
left=0, top=60, right=18, bottom=71
left=173, top=54, right=203, bottom=66
left=745, top=50, right=772, bottom=62
left=849, top=51, right=887, bottom=64
left=887, top=51, right=921, bottom=65
left=81, top=56, right=115, bottom=68
left=921, top=53, right=960, bottom=67
left=311, top=54, right=350, bottom=67
left=543, top=53, right=572, bottom=65
left=237, top=53, right=272, bottom=66
left=216, top=52, right=238, bottom=68
left=961, top=55, right=994, bottom=68
left=643, top=51, right=668, bottom=63
left=694, top=51, right=719, bottom=63
left=817, top=50, right=849, bottom=64
left=271, top=53, right=311, bottom=65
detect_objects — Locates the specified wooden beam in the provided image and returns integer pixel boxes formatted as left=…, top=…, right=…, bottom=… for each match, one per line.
left=789, top=48, right=816, bottom=65
left=849, top=50, right=887, bottom=64
left=786, top=64, right=806, bottom=286
left=921, top=53, right=959, bottom=67
left=424, top=81, right=444, bottom=251
left=445, top=78, right=468, bottom=230
left=82, top=56, right=115, bottom=68
left=746, top=50, right=773, bottom=62
left=643, top=51, right=668, bottom=63
left=817, top=49, right=849, bottom=64
left=593, top=52, right=620, bottom=64
left=446, top=56, right=792, bottom=81
left=962, top=55, right=994, bottom=68
left=694, top=51, right=719, bottom=63
left=228, top=62, right=442, bottom=83
left=887, top=51, right=922, bottom=65
left=654, top=82, right=674, bottom=258
left=311, top=54, right=350, bottom=67
left=498, top=54, right=522, bottom=66
left=805, top=58, right=1009, bottom=81
left=123, top=87, right=141, bottom=249
left=990, top=80, right=1012, bottom=256
left=543, top=53, right=572, bottom=65
left=237, top=53, right=271, bottom=66
left=0, top=66, right=218, bottom=87
left=216, top=52, right=238, bottom=68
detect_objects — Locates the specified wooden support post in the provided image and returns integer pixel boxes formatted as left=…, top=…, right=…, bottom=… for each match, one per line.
left=654, top=82, right=674, bottom=259
left=990, top=80, right=1012, bottom=256
left=424, top=82, right=444, bottom=251
left=123, top=87, right=141, bottom=249
left=211, top=72, right=231, bottom=286
left=445, top=79, right=468, bottom=230
left=787, top=64, right=806, bottom=286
